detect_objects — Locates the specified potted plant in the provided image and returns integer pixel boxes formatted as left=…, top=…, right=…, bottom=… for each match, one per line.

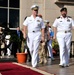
left=16, top=39, right=28, bottom=63
left=10, top=33, right=27, bottom=63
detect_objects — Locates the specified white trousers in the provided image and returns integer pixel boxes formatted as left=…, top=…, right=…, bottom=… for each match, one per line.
left=47, top=40, right=53, bottom=58
left=57, top=32, right=72, bottom=65
left=27, top=32, right=41, bottom=67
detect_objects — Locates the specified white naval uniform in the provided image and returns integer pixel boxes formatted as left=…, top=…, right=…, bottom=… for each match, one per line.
left=23, top=15, right=45, bottom=67
left=47, top=28, right=54, bottom=59
left=53, top=16, right=74, bottom=66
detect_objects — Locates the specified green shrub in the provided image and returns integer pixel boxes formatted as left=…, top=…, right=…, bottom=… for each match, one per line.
left=52, top=40, right=59, bottom=51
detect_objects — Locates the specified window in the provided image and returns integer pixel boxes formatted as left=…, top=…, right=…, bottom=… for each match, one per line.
left=0, top=8, right=7, bottom=28
left=55, top=0, right=74, bottom=4
left=9, top=0, right=19, bottom=8
left=0, top=0, right=8, bottom=7
left=0, top=0, right=20, bottom=28
left=9, top=9, right=19, bottom=28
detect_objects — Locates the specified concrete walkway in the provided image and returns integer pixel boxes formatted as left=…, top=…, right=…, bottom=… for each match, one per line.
left=0, top=55, right=74, bottom=75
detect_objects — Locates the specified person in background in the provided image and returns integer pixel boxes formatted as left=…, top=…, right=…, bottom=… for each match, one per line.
left=5, top=34, right=12, bottom=57
left=0, top=27, right=6, bottom=58
left=38, top=14, right=47, bottom=64
left=46, top=21, right=54, bottom=60
left=16, top=27, right=23, bottom=52
left=12, top=26, right=23, bottom=57
left=53, top=7, right=74, bottom=67
left=23, top=5, right=45, bottom=67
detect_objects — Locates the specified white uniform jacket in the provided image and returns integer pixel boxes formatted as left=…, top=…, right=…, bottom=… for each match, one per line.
left=53, top=16, right=74, bottom=31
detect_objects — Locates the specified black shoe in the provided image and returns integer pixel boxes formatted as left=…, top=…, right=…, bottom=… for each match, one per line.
left=59, top=65, right=65, bottom=68
left=28, top=59, right=31, bottom=62
left=48, top=56, right=51, bottom=58
left=65, top=64, right=69, bottom=67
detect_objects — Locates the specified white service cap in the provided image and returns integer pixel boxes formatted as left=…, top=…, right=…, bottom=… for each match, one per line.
left=31, top=4, right=39, bottom=10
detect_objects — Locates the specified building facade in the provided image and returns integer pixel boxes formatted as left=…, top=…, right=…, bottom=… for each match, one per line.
left=0, top=0, right=74, bottom=40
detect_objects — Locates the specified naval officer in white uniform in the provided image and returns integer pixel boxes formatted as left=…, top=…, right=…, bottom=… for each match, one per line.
left=53, top=7, right=74, bottom=67
left=23, top=5, right=45, bottom=67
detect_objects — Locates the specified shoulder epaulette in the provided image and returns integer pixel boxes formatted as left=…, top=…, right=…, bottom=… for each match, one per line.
left=67, top=16, right=72, bottom=18
left=57, top=17, right=60, bottom=19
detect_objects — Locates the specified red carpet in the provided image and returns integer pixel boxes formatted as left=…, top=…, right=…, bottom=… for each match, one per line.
left=0, top=63, right=43, bottom=75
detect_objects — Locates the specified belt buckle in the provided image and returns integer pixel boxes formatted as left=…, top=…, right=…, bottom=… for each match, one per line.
left=33, top=31, right=35, bottom=33
left=65, top=31, right=67, bottom=33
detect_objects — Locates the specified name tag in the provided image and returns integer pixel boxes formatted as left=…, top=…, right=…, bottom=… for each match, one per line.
left=60, top=21, right=62, bottom=22
left=37, top=20, right=40, bottom=22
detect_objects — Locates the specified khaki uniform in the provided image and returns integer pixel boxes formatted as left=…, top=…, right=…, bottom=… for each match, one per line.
left=39, top=41, right=47, bottom=64
left=38, top=27, right=48, bottom=64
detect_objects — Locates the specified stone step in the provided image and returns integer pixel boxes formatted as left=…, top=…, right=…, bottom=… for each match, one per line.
left=0, top=55, right=17, bottom=62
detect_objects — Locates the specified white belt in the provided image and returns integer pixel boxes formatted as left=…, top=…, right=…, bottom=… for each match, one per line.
left=58, top=30, right=71, bottom=33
